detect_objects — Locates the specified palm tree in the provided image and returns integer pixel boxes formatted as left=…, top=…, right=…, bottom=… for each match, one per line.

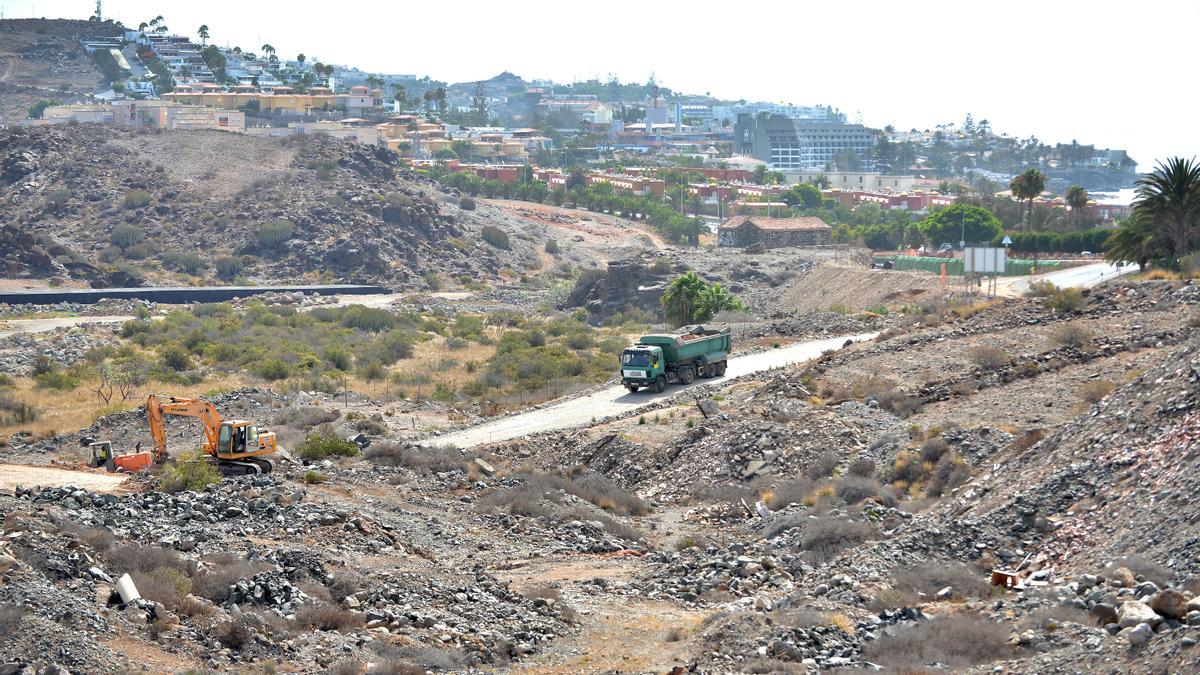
left=1106, top=211, right=1164, bottom=272
left=661, top=272, right=707, bottom=327
left=261, top=44, right=275, bottom=60
left=1009, top=168, right=1045, bottom=231
left=197, top=25, right=209, bottom=45
left=296, top=53, right=306, bottom=66
left=1065, top=185, right=1089, bottom=229
left=1133, top=157, right=1200, bottom=259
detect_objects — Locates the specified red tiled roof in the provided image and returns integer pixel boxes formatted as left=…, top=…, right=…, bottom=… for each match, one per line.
left=718, top=216, right=830, bottom=231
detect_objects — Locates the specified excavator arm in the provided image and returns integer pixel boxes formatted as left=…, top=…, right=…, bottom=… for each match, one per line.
left=145, top=394, right=224, bottom=463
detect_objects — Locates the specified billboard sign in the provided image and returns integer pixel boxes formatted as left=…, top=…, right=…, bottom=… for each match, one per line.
left=964, top=246, right=1006, bottom=274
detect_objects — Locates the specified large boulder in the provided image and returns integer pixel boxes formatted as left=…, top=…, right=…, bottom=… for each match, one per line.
left=1150, top=589, right=1190, bottom=620
left=1118, top=601, right=1161, bottom=628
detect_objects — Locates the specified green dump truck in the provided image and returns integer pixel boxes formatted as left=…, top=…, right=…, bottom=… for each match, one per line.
left=620, top=325, right=731, bottom=393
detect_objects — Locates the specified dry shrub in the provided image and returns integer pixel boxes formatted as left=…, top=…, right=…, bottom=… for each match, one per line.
left=862, top=615, right=1012, bottom=669
left=919, top=437, right=950, bottom=464
left=1050, top=322, right=1093, bottom=347
left=131, top=567, right=192, bottom=611
left=835, top=476, right=893, bottom=506
left=764, top=513, right=808, bottom=539
left=968, top=346, right=1008, bottom=369
left=1009, top=428, right=1045, bottom=453
left=1077, top=380, right=1115, bottom=404
left=805, top=452, right=839, bottom=480
left=523, top=584, right=579, bottom=624
left=927, top=454, right=971, bottom=497
left=371, top=646, right=465, bottom=672
left=327, top=569, right=367, bottom=602
left=563, top=507, right=644, bottom=543
left=192, top=553, right=270, bottom=602
left=297, top=581, right=332, bottom=603
left=215, top=618, right=251, bottom=650
left=0, top=604, right=25, bottom=634
left=894, top=562, right=989, bottom=600
left=75, top=526, right=115, bottom=551
left=364, top=441, right=467, bottom=473
left=1019, top=605, right=1091, bottom=631
left=294, top=602, right=365, bottom=631
left=274, top=406, right=340, bottom=429
left=1109, top=557, right=1172, bottom=586
left=478, top=470, right=647, bottom=517
left=847, top=457, right=876, bottom=477
left=764, top=479, right=815, bottom=510
left=801, top=518, right=873, bottom=562
left=104, top=544, right=187, bottom=576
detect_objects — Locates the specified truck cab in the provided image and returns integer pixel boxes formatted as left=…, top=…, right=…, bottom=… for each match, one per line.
left=621, top=345, right=664, bottom=393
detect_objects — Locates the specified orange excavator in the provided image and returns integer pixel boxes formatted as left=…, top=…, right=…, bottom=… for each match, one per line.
left=145, top=394, right=278, bottom=475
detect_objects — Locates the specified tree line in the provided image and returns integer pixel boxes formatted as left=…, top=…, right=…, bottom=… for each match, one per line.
left=1105, top=158, right=1200, bottom=271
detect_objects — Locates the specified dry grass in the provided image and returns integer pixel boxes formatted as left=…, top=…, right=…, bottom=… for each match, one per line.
left=0, top=371, right=247, bottom=443
left=1138, top=269, right=1181, bottom=281
left=950, top=300, right=996, bottom=320
left=1050, top=322, right=1093, bottom=347
left=862, top=614, right=1012, bottom=669
left=894, top=562, right=990, bottom=600
left=293, top=602, right=365, bottom=631
left=967, top=346, right=1009, bottom=369
left=1077, top=380, right=1116, bottom=404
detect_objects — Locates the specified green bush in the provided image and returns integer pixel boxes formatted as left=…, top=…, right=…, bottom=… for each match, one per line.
left=295, top=426, right=359, bottom=460
left=161, top=344, right=192, bottom=372
left=323, top=347, right=351, bottom=371
left=123, top=243, right=151, bottom=260
left=544, top=239, right=560, bottom=254
left=111, top=224, right=145, bottom=248
left=158, top=451, right=222, bottom=493
left=161, top=250, right=207, bottom=274
left=123, top=190, right=152, bottom=209
left=256, top=219, right=295, bottom=249
left=34, top=369, right=80, bottom=391
left=452, top=315, right=486, bottom=340
left=303, top=469, right=328, bottom=484
left=215, top=256, right=243, bottom=279
left=459, top=196, right=477, bottom=211
left=252, top=359, right=289, bottom=381
left=45, top=189, right=72, bottom=209
left=1046, top=287, right=1085, bottom=313
left=480, top=225, right=510, bottom=250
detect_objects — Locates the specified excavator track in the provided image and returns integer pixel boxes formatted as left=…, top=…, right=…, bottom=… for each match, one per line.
left=216, top=457, right=274, bottom=476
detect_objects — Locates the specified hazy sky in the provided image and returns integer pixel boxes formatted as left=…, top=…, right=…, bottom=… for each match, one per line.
left=6, top=0, right=1197, bottom=169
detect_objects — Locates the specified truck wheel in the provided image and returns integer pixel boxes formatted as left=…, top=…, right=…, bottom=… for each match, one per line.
left=654, top=376, right=667, bottom=393
left=681, top=367, right=695, bottom=385
left=625, top=384, right=639, bottom=393
left=716, top=361, right=727, bottom=376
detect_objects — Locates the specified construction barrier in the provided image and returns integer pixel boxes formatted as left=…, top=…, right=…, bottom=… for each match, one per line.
left=874, top=255, right=1062, bottom=277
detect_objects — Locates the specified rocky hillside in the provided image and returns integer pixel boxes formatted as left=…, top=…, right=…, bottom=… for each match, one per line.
left=0, top=19, right=121, bottom=123
left=0, top=124, right=549, bottom=288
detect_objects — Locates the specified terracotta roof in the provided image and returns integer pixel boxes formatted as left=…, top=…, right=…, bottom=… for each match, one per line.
left=718, top=216, right=830, bottom=231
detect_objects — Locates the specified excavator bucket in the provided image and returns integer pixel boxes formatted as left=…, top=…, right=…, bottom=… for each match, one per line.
left=111, top=450, right=153, bottom=473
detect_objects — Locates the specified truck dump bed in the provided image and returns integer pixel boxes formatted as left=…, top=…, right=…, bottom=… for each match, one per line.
left=638, top=325, right=731, bottom=364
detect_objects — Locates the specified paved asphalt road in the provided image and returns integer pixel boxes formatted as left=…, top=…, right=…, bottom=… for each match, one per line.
left=999, top=261, right=1136, bottom=296
left=428, top=332, right=878, bottom=449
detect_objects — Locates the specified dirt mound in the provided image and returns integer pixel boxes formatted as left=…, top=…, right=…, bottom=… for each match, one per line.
left=773, top=260, right=944, bottom=314
left=0, top=124, right=546, bottom=287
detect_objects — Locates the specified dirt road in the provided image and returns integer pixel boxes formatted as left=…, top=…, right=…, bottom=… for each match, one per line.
left=429, top=332, right=877, bottom=448
left=0, top=463, right=128, bottom=493
left=0, top=316, right=133, bottom=339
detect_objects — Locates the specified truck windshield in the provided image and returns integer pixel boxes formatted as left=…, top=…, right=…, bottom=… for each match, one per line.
left=622, top=350, right=651, bottom=367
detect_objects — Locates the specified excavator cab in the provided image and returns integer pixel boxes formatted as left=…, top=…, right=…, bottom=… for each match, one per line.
left=214, top=420, right=277, bottom=474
